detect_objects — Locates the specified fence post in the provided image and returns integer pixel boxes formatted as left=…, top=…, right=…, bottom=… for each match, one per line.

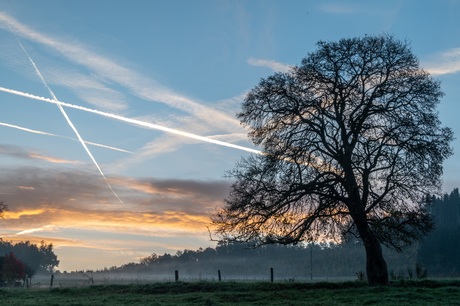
left=310, top=244, right=313, bottom=280
left=218, top=270, right=221, bottom=282
left=270, top=267, right=274, bottom=283
left=175, top=270, right=179, bottom=282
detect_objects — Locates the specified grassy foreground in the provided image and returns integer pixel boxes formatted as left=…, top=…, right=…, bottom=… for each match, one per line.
left=1, top=280, right=460, bottom=305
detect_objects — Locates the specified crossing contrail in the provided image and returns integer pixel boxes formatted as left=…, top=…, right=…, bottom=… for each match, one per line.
left=0, top=86, right=262, bottom=155
left=0, top=121, right=132, bottom=154
left=0, top=86, right=335, bottom=173
left=17, top=42, right=125, bottom=205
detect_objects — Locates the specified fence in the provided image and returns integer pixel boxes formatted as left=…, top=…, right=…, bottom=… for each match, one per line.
left=26, top=269, right=355, bottom=288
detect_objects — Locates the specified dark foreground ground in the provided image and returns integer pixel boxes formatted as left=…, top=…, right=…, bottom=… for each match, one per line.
left=1, top=280, right=460, bottom=305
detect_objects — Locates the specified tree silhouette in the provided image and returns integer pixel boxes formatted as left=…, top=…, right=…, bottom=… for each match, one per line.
left=212, top=35, right=453, bottom=286
left=0, top=240, right=59, bottom=279
left=0, top=201, right=6, bottom=218
left=0, top=252, right=25, bottom=286
left=38, top=241, right=60, bottom=273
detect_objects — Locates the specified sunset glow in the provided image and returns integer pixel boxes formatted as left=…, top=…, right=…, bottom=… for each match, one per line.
left=1, top=1, right=460, bottom=272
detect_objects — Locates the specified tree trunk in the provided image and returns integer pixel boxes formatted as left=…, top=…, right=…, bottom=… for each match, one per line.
left=363, top=232, right=389, bottom=286
left=355, top=216, right=389, bottom=286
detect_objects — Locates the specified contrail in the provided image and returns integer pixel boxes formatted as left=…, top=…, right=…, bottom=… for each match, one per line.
left=0, top=121, right=55, bottom=137
left=17, top=42, right=125, bottom=205
left=0, top=86, right=262, bottom=155
left=0, top=86, right=336, bottom=173
left=0, top=122, right=132, bottom=154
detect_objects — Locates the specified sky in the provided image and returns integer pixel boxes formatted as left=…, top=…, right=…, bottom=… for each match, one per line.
left=0, top=0, right=459, bottom=272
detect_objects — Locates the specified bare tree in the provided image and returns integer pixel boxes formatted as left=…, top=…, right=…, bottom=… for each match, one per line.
left=0, top=201, right=6, bottom=218
left=212, top=35, right=453, bottom=286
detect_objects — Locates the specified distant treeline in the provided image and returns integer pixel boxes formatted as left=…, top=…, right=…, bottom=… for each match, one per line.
left=95, top=239, right=417, bottom=281
left=86, top=188, right=458, bottom=280
left=418, top=188, right=460, bottom=277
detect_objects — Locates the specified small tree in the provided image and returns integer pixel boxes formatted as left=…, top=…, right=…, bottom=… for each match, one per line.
left=39, top=241, right=60, bottom=273
left=212, top=35, right=453, bottom=286
left=0, top=201, right=7, bottom=218
left=1, top=252, right=25, bottom=286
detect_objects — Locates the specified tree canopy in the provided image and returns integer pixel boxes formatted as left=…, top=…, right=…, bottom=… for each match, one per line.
left=212, top=35, right=453, bottom=286
left=0, top=252, right=25, bottom=286
left=0, top=240, right=59, bottom=278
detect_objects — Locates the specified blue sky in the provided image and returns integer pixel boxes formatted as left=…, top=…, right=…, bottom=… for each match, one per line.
left=0, top=0, right=459, bottom=271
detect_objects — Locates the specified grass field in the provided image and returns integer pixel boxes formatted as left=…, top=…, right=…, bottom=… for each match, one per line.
left=1, top=280, right=460, bottom=305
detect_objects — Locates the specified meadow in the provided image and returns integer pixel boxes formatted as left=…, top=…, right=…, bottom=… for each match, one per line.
left=1, top=280, right=460, bottom=305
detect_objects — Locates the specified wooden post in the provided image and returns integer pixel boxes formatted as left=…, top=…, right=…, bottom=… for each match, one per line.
left=270, top=267, right=274, bottom=283
left=310, top=245, right=313, bottom=281
left=49, top=274, right=54, bottom=288
left=175, top=270, right=179, bottom=282
left=218, top=270, right=221, bottom=282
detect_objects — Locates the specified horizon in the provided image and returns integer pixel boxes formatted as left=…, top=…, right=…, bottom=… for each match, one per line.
left=1, top=1, right=460, bottom=272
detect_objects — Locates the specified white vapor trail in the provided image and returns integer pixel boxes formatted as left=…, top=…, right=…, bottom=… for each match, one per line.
left=0, top=87, right=333, bottom=172
left=0, top=86, right=262, bottom=155
left=0, top=122, right=132, bottom=154
left=17, top=42, right=125, bottom=205
left=0, top=12, right=240, bottom=131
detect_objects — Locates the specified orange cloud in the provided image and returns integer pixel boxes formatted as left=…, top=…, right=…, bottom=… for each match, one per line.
left=16, top=186, right=35, bottom=190
left=28, top=153, right=82, bottom=165
left=1, top=234, right=77, bottom=247
left=2, top=204, right=213, bottom=238
left=0, top=165, right=229, bottom=270
left=3, top=208, right=46, bottom=219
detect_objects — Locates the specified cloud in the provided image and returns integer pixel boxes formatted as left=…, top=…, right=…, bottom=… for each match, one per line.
left=0, top=12, right=242, bottom=132
left=247, top=58, right=292, bottom=73
left=423, top=47, right=460, bottom=75
left=5, top=208, right=212, bottom=236
left=0, top=165, right=229, bottom=230
left=214, top=93, right=247, bottom=113
left=112, top=134, right=192, bottom=172
left=15, top=224, right=59, bottom=236
left=0, top=12, right=244, bottom=270
left=111, top=113, right=250, bottom=171
left=0, top=12, right=255, bottom=173
left=3, top=208, right=45, bottom=220
left=0, top=144, right=82, bottom=165
left=28, top=154, right=83, bottom=165
left=45, top=65, right=129, bottom=112
left=0, top=165, right=230, bottom=269
left=0, top=234, right=79, bottom=248
left=0, top=86, right=259, bottom=156
left=0, top=144, right=37, bottom=160
left=17, top=186, right=35, bottom=191
left=17, top=40, right=124, bottom=205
